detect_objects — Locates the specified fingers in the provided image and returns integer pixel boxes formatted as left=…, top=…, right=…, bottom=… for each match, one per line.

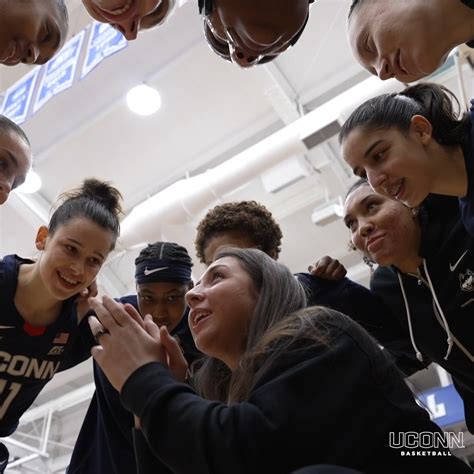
left=143, top=314, right=160, bottom=338
left=88, top=280, right=99, bottom=298
left=159, top=325, right=188, bottom=381
left=124, top=303, right=145, bottom=329
left=89, top=295, right=140, bottom=330
left=308, top=256, right=347, bottom=280
left=88, top=316, right=110, bottom=344
left=88, top=296, right=123, bottom=332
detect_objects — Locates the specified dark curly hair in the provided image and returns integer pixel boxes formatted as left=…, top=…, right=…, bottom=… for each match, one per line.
left=195, top=201, right=283, bottom=263
left=135, top=241, right=193, bottom=268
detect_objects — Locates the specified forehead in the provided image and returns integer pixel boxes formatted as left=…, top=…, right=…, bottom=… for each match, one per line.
left=52, top=216, right=114, bottom=251
left=137, top=281, right=187, bottom=294
left=0, top=130, right=33, bottom=169
left=343, top=185, right=373, bottom=215
left=204, top=232, right=257, bottom=263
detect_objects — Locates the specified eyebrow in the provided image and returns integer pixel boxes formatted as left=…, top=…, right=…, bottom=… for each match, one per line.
left=65, top=238, right=106, bottom=260
left=344, top=194, right=373, bottom=226
left=196, top=263, right=228, bottom=286
left=352, top=139, right=384, bottom=176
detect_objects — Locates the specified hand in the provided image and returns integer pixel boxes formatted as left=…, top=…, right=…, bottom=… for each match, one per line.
left=143, top=315, right=188, bottom=382
left=308, top=256, right=347, bottom=281
left=76, top=280, right=99, bottom=322
left=88, top=295, right=165, bottom=392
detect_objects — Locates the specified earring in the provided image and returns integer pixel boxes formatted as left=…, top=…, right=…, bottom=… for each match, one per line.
left=411, top=207, right=420, bottom=217
left=363, top=255, right=375, bottom=274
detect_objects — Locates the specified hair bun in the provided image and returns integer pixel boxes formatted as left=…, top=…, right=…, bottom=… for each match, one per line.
left=78, top=178, right=122, bottom=216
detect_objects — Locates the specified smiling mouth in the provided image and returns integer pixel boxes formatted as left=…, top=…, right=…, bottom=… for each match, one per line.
left=192, top=310, right=212, bottom=329
left=97, top=0, right=134, bottom=15
left=388, top=179, right=404, bottom=200
left=58, top=271, right=81, bottom=288
left=2, top=42, right=22, bottom=64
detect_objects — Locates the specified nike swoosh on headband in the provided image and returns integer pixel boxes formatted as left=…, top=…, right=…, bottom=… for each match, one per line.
left=143, top=266, right=169, bottom=276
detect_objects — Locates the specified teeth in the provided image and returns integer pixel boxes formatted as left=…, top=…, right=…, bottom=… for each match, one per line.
left=59, top=273, right=79, bottom=285
left=391, top=180, right=403, bottom=199
left=100, top=0, right=133, bottom=15
left=195, top=311, right=210, bottom=324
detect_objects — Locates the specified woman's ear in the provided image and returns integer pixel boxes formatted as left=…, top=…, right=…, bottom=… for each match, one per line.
left=35, top=225, right=49, bottom=251
left=410, top=115, right=433, bottom=145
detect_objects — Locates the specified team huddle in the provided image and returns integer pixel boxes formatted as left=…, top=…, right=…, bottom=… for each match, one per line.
left=1, top=0, right=474, bottom=473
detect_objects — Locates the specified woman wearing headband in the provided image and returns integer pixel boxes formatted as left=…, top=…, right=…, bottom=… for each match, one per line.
left=68, top=241, right=200, bottom=474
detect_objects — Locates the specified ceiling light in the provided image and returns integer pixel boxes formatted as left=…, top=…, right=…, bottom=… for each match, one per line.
left=126, top=84, right=161, bottom=116
left=16, top=169, right=42, bottom=194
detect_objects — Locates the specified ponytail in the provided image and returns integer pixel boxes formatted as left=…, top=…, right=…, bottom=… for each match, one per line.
left=339, top=83, right=469, bottom=147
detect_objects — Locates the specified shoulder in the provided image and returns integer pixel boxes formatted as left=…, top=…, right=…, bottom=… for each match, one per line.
left=118, top=294, right=138, bottom=309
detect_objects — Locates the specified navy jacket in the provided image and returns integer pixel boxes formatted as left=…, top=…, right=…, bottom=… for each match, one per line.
left=371, top=195, right=474, bottom=432
left=68, top=296, right=200, bottom=474
left=0, top=255, right=89, bottom=437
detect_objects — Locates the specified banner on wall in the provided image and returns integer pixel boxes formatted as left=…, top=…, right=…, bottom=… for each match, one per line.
left=1, top=68, right=40, bottom=124
left=418, top=384, right=465, bottom=428
left=33, top=30, right=85, bottom=114
left=81, top=22, right=127, bottom=79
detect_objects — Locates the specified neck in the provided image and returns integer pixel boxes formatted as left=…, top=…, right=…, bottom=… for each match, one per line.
left=438, top=0, right=474, bottom=48
left=15, top=263, right=63, bottom=326
left=429, top=144, right=468, bottom=198
left=397, top=256, right=423, bottom=274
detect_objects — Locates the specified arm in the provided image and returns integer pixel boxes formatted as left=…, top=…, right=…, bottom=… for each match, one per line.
left=119, top=325, right=433, bottom=474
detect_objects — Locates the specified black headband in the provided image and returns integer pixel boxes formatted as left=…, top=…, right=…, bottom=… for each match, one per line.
left=135, top=259, right=192, bottom=284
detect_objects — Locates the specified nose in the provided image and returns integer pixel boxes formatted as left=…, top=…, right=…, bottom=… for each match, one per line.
left=376, top=57, right=394, bottom=80
left=366, top=169, right=386, bottom=195
left=359, top=218, right=375, bottom=238
left=24, top=43, right=40, bottom=64
left=114, top=17, right=140, bottom=41
left=0, top=181, right=11, bottom=204
left=69, top=259, right=84, bottom=276
left=185, top=286, right=204, bottom=307
left=151, top=302, right=168, bottom=319
left=229, top=47, right=261, bottom=68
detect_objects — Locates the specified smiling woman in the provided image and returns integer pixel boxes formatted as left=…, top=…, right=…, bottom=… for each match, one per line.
left=82, top=0, right=174, bottom=40
left=0, top=0, right=68, bottom=66
left=343, top=178, right=474, bottom=437
left=0, top=178, right=122, bottom=471
left=90, top=248, right=471, bottom=473
left=0, top=115, right=32, bottom=205
left=347, top=0, right=474, bottom=82
left=338, top=82, right=474, bottom=236
left=199, top=0, right=314, bottom=67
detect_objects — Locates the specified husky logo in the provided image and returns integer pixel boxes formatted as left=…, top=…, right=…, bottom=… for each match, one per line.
left=459, top=269, right=474, bottom=292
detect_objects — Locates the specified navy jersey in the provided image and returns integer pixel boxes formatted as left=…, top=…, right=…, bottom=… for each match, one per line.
left=0, top=255, right=89, bottom=437
left=68, top=295, right=201, bottom=474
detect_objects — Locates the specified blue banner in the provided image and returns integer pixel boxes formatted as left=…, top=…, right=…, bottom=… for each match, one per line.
left=1, top=68, right=40, bottom=124
left=33, top=30, right=85, bottom=114
left=418, top=384, right=465, bottom=427
left=81, top=22, right=127, bottom=79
